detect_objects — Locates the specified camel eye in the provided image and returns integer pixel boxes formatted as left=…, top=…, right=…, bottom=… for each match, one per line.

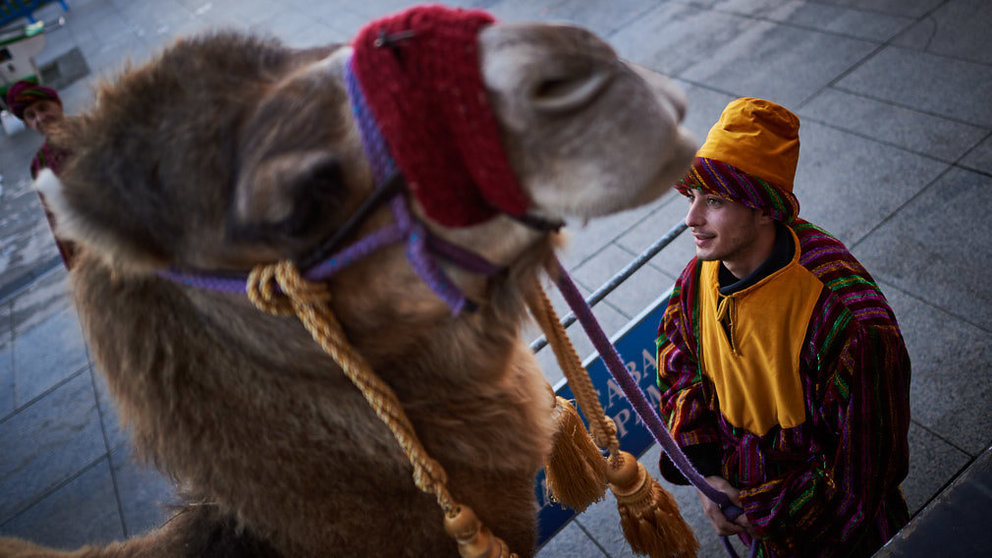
left=279, top=157, right=344, bottom=237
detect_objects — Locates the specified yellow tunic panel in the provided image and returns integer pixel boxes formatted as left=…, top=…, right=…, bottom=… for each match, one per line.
left=698, top=233, right=823, bottom=437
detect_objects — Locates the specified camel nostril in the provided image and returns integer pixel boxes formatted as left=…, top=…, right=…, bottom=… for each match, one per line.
left=529, top=68, right=613, bottom=114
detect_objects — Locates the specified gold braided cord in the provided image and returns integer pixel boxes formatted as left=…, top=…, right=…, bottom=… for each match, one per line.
left=246, top=261, right=456, bottom=515
left=524, top=277, right=619, bottom=454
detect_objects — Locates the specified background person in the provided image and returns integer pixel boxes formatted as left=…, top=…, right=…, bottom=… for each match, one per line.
left=655, top=97, right=911, bottom=557
left=6, top=80, right=76, bottom=268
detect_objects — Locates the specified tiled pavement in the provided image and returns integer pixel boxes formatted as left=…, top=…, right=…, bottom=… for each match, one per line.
left=1, top=0, right=991, bottom=556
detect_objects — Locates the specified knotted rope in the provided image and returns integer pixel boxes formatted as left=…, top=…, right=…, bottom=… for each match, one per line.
left=526, top=272, right=699, bottom=558
left=526, top=278, right=619, bottom=454
left=246, top=260, right=514, bottom=557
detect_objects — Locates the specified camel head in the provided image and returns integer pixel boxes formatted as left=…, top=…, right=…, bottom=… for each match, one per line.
left=39, top=5, right=694, bottom=282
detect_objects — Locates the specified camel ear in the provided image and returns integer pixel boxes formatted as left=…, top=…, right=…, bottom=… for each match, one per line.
left=33, top=168, right=166, bottom=272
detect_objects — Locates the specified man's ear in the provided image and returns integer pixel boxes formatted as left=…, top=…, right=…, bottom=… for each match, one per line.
left=33, top=168, right=167, bottom=272
left=758, top=209, right=775, bottom=225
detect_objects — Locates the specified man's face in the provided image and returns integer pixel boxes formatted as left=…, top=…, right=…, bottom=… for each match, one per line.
left=22, top=99, right=63, bottom=135
left=684, top=188, right=767, bottom=273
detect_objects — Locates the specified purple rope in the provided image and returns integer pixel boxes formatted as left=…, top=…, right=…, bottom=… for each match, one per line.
left=158, top=56, right=507, bottom=317
left=391, top=197, right=470, bottom=314
left=550, top=255, right=752, bottom=557
left=156, top=269, right=249, bottom=294
left=304, top=221, right=406, bottom=282
left=346, top=57, right=396, bottom=184
left=427, top=235, right=505, bottom=276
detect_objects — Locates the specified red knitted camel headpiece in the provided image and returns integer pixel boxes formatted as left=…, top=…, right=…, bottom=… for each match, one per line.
left=351, top=5, right=530, bottom=228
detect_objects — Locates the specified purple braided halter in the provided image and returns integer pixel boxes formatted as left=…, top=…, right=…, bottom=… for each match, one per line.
left=157, top=56, right=505, bottom=315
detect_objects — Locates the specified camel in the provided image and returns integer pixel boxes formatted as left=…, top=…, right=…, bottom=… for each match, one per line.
left=0, top=5, right=696, bottom=557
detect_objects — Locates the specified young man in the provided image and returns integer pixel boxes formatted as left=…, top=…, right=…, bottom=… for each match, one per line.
left=656, top=97, right=911, bottom=557
left=6, top=80, right=76, bottom=267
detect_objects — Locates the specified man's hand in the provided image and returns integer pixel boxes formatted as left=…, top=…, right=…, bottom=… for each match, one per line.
left=697, top=475, right=753, bottom=536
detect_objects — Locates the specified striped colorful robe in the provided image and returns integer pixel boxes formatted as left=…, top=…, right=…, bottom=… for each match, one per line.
left=656, top=219, right=911, bottom=557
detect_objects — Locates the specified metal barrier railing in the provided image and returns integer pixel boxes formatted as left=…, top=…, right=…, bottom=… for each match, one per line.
left=530, top=220, right=687, bottom=352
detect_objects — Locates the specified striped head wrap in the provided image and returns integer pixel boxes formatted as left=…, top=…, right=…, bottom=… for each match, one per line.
left=675, top=98, right=801, bottom=223
left=6, top=80, right=61, bottom=120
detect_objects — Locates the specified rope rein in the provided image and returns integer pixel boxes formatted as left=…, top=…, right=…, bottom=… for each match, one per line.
left=545, top=255, right=752, bottom=558
left=247, top=261, right=456, bottom=514
left=525, top=277, right=619, bottom=455
left=246, top=260, right=515, bottom=557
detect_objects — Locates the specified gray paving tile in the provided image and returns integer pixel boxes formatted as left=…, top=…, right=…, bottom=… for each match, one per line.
left=249, top=6, right=327, bottom=39
left=558, top=199, right=661, bottom=272
left=609, top=4, right=756, bottom=78
left=518, top=0, right=659, bottom=38
left=0, top=343, right=12, bottom=419
left=10, top=266, right=73, bottom=335
left=166, top=0, right=246, bottom=30
left=62, top=4, right=141, bottom=54
left=278, top=21, right=349, bottom=49
left=793, top=120, right=948, bottom=246
left=901, top=422, right=971, bottom=515
left=0, top=188, right=60, bottom=293
left=854, top=167, right=992, bottom=332
left=194, top=0, right=287, bottom=26
left=109, top=444, right=179, bottom=537
left=12, top=305, right=89, bottom=406
left=836, top=46, right=992, bottom=128
left=709, top=0, right=913, bottom=42
left=799, top=89, right=988, bottom=162
left=890, top=0, right=992, bottom=65
left=811, top=0, right=944, bottom=18
left=571, top=243, right=675, bottom=320
left=0, top=457, right=123, bottom=550
left=573, top=443, right=749, bottom=558
left=0, top=130, right=40, bottom=188
left=0, top=372, right=106, bottom=524
left=0, top=300, right=10, bottom=341
left=676, top=83, right=737, bottom=143
left=115, top=0, right=198, bottom=44
left=614, top=190, right=685, bottom=255
left=308, top=4, right=373, bottom=41
left=882, top=285, right=992, bottom=455
left=558, top=297, right=632, bottom=378
left=677, top=16, right=878, bottom=108
left=333, top=0, right=457, bottom=22
left=536, top=344, right=566, bottom=388
left=536, top=520, right=608, bottom=558
left=960, top=134, right=992, bottom=175
left=617, top=194, right=697, bottom=281
left=488, top=0, right=571, bottom=23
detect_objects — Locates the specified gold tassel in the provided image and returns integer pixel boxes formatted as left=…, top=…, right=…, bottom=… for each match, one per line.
left=607, top=451, right=699, bottom=558
left=444, top=505, right=517, bottom=558
left=544, top=395, right=608, bottom=511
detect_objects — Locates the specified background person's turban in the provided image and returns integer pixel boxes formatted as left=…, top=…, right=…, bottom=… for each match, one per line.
left=6, top=80, right=62, bottom=120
